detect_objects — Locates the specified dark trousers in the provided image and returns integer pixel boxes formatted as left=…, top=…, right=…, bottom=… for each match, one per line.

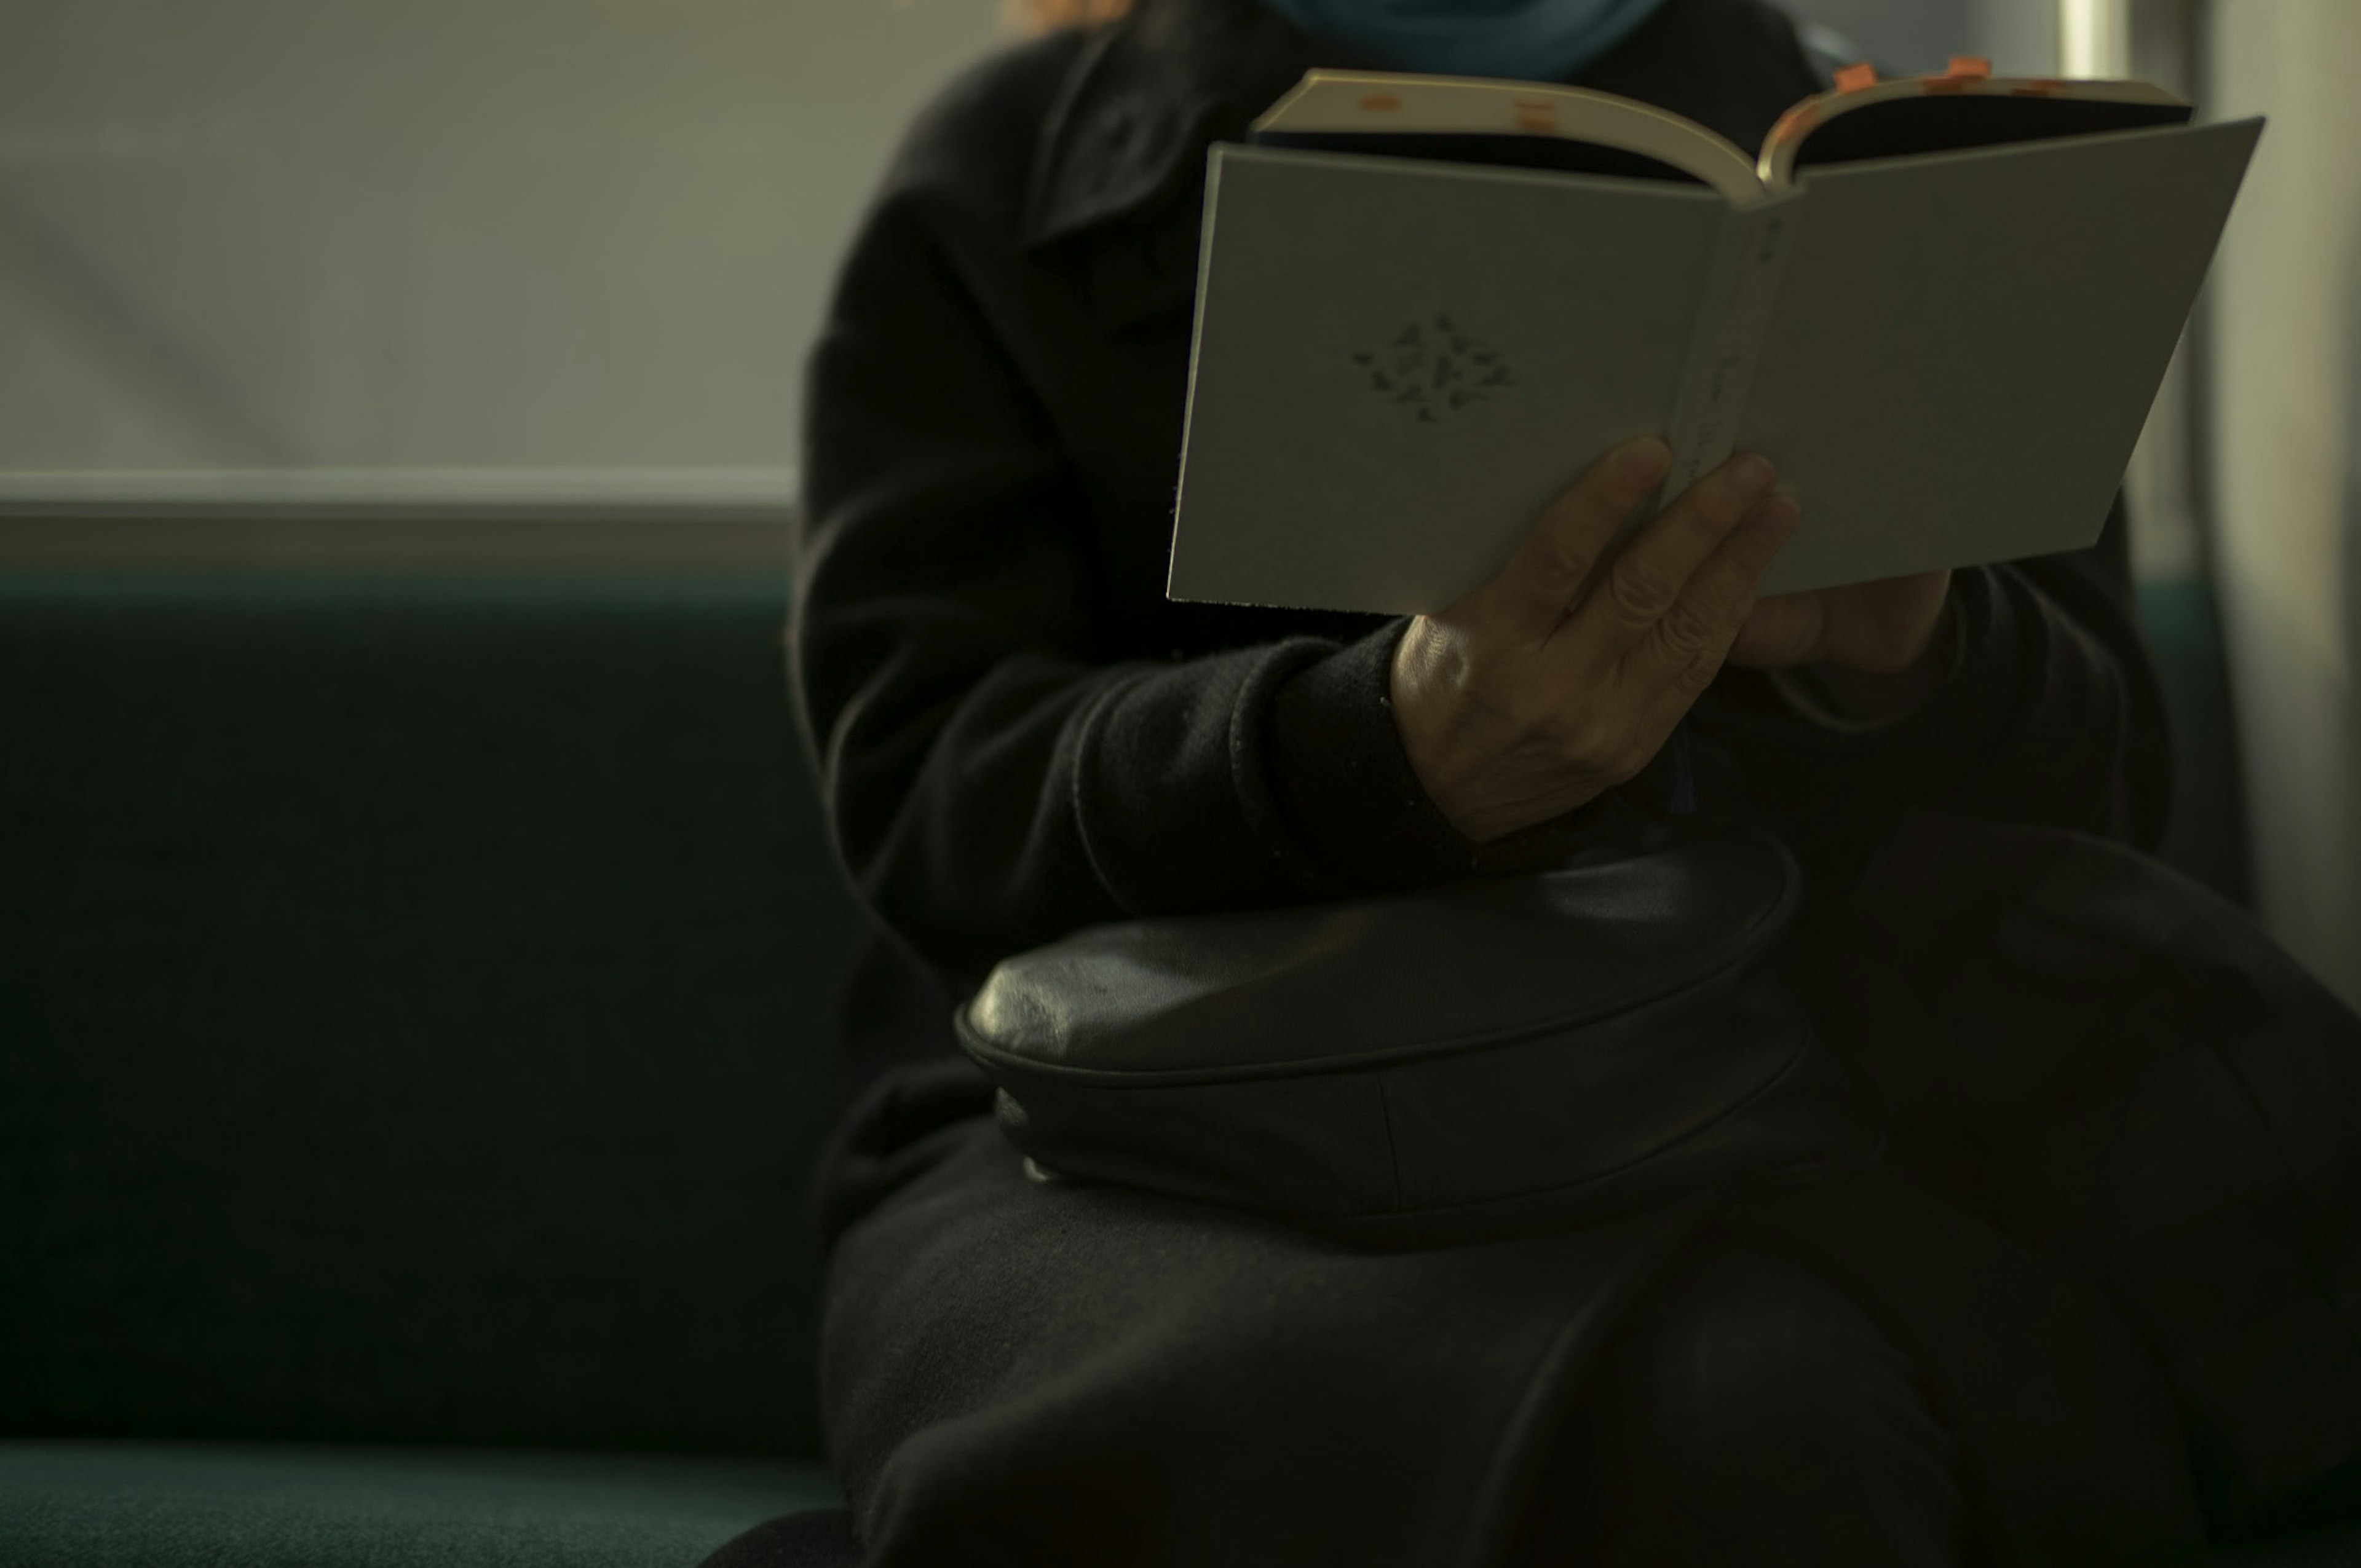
left=1508, top=1235, right=1966, bottom=1566
left=816, top=1081, right=1987, bottom=1568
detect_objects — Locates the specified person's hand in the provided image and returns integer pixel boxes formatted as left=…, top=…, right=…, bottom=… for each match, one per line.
left=1729, top=569, right=1958, bottom=723
left=1389, top=436, right=1798, bottom=844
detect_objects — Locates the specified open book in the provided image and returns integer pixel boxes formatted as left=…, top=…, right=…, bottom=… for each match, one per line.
left=1166, top=63, right=2262, bottom=612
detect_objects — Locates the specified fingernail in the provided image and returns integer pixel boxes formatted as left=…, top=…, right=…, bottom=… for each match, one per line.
left=1620, top=437, right=1672, bottom=485
left=1762, top=495, right=1801, bottom=538
left=1728, top=454, right=1776, bottom=500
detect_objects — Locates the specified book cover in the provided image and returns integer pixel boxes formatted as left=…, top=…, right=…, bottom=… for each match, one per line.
left=1167, top=71, right=2261, bottom=612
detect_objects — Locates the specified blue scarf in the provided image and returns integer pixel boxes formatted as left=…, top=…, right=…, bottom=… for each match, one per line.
left=1259, top=0, right=1669, bottom=82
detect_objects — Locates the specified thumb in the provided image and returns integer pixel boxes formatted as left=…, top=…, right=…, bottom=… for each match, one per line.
left=1727, top=592, right=1827, bottom=669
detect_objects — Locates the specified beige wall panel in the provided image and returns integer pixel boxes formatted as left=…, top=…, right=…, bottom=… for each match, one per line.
left=2206, top=1, right=2361, bottom=1006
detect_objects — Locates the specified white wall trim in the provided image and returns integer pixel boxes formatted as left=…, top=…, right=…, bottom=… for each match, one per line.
left=0, top=466, right=797, bottom=521
left=0, top=467, right=796, bottom=570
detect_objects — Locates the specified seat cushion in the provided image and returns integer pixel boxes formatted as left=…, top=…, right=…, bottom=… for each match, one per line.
left=0, top=1441, right=842, bottom=1568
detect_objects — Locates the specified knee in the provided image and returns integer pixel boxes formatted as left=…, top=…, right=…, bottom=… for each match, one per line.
left=1599, top=1240, right=1938, bottom=1469
left=1522, top=1239, right=1969, bottom=1567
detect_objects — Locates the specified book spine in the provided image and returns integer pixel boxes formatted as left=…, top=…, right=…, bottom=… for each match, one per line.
left=1661, top=198, right=1803, bottom=501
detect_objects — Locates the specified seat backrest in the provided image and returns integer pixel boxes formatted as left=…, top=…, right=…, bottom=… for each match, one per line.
left=0, top=570, right=861, bottom=1459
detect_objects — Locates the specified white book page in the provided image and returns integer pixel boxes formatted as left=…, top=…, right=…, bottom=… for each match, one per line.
left=1169, top=145, right=1725, bottom=613
left=1739, top=119, right=2261, bottom=596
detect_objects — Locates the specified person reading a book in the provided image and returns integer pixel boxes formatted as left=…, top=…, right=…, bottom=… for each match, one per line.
left=780, top=1, right=2361, bottom=1564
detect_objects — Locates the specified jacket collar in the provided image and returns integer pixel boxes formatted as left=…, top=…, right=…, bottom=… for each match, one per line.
left=1020, top=0, right=1824, bottom=251
left=1016, top=0, right=1821, bottom=322
left=1022, top=0, right=1324, bottom=253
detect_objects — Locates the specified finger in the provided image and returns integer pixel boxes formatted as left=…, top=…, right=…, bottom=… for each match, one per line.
left=1570, top=451, right=1779, bottom=660
left=1453, top=435, right=1672, bottom=647
left=1624, top=493, right=1800, bottom=712
left=1726, top=588, right=1827, bottom=669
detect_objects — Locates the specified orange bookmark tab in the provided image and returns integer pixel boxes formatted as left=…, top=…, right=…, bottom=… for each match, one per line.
left=1945, top=55, right=1993, bottom=79
left=1833, top=61, right=1878, bottom=93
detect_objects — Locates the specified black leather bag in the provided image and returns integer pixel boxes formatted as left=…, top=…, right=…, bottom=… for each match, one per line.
left=955, top=824, right=1883, bottom=1247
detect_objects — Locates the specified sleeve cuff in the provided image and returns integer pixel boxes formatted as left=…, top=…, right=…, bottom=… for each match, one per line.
left=1766, top=592, right=1970, bottom=733
left=1763, top=569, right=2022, bottom=752
left=1898, top=566, right=2028, bottom=760
left=1262, top=620, right=1493, bottom=892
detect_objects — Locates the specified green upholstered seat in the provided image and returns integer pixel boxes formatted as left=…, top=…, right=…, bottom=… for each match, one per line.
left=0, top=572, right=858, bottom=1459
left=0, top=1443, right=840, bottom=1568
left=0, top=569, right=860, bottom=1565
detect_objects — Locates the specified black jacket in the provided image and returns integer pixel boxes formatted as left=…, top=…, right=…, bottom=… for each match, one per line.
left=792, top=0, right=2172, bottom=1138
left=785, top=7, right=2296, bottom=1562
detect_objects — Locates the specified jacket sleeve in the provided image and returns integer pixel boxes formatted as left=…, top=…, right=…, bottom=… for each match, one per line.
left=791, top=187, right=1476, bottom=983
left=1699, top=495, right=2175, bottom=854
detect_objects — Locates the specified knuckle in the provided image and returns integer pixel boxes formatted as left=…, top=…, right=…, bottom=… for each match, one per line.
left=1607, top=561, right=1675, bottom=623
left=1698, top=545, right=1762, bottom=608
left=1551, top=707, right=1615, bottom=767
left=1541, top=701, right=1591, bottom=750
left=1656, top=601, right=1720, bottom=658
left=1671, top=647, right=1722, bottom=697
left=1521, top=531, right=1593, bottom=597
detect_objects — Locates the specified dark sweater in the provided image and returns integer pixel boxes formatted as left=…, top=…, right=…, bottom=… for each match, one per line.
left=791, top=0, right=2173, bottom=1124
